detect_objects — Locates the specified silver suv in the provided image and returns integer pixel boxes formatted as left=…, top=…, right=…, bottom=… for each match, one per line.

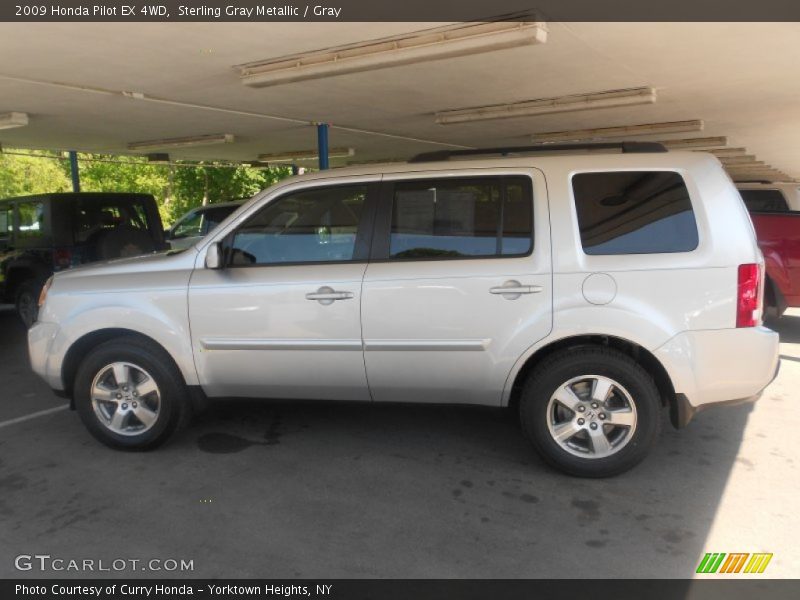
left=29, top=144, right=780, bottom=477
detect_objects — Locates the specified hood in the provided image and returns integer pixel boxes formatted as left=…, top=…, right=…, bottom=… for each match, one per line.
left=55, top=247, right=198, bottom=281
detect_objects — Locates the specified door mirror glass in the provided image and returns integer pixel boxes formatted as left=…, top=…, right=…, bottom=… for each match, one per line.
left=205, top=242, right=223, bottom=269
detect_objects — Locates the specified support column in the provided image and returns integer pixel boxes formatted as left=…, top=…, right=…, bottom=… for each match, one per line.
left=291, top=164, right=299, bottom=176
left=68, top=150, right=80, bottom=192
left=316, top=123, right=329, bottom=170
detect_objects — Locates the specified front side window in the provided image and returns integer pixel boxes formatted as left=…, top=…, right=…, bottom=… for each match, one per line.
left=572, top=171, right=699, bottom=255
left=0, top=205, right=11, bottom=235
left=17, top=201, right=44, bottom=238
left=739, top=189, right=790, bottom=213
left=389, top=177, right=533, bottom=260
left=229, top=185, right=367, bottom=266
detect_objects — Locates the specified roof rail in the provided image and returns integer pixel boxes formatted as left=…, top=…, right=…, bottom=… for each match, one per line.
left=408, top=141, right=667, bottom=163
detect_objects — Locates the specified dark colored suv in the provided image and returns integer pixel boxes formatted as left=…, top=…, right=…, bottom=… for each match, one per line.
left=0, top=193, right=166, bottom=326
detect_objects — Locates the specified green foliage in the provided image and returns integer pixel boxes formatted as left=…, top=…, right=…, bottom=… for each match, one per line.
left=0, top=149, right=292, bottom=227
left=0, top=150, right=71, bottom=197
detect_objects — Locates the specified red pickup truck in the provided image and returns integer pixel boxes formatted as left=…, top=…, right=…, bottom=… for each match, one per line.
left=737, top=182, right=800, bottom=318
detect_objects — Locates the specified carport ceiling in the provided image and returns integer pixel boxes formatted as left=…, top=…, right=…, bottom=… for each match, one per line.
left=0, top=22, right=798, bottom=179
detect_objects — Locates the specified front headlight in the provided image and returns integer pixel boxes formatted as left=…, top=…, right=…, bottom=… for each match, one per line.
left=38, top=275, right=54, bottom=308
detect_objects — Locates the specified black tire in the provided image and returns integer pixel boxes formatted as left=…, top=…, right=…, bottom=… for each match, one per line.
left=15, top=279, right=44, bottom=328
left=519, top=346, right=662, bottom=478
left=74, top=336, right=190, bottom=450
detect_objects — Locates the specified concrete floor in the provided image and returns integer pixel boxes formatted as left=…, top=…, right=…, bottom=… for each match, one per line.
left=0, top=305, right=797, bottom=579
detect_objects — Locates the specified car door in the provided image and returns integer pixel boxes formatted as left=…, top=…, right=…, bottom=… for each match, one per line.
left=188, top=179, right=379, bottom=400
left=361, top=170, right=552, bottom=406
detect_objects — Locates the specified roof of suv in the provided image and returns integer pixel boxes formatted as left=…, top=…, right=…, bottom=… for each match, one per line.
left=0, top=192, right=156, bottom=204
left=277, top=149, right=724, bottom=186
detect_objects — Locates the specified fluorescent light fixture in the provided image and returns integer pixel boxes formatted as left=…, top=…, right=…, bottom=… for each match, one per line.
left=238, top=20, right=547, bottom=88
left=436, top=87, right=656, bottom=125
left=257, top=147, right=355, bottom=163
left=531, top=120, right=703, bottom=143
left=128, top=133, right=234, bottom=151
left=719, top=156, right=759, bottom=165
left=0, top=112, right=29, bottom=130
left=707, top=147, right=747, bottom=157
left=659, top=136, right=727, bottom=150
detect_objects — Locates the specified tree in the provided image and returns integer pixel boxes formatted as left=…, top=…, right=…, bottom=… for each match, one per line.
left=0, top=150, right=71, bottom=197
left=0, top=149, right=292, bottom=227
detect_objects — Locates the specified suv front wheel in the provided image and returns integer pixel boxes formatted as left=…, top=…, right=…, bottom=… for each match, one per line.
left=520, top=346, right=661, bottom=477
left=74, top=337, right=189, bottom=449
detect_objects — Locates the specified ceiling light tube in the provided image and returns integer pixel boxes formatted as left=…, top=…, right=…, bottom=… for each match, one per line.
left=0, top=112, right=29, bottom=130
left=257, top=147, right=355, bottom=162
left=659, top=136, right=727, bottom=150
left=238, top=21, right=547, bottom=88
left=436, top=87, right=656, bottom=125
left=531, top=120, right=703, bottom=143
left=129, top=133, right=234, bottom=151
left=707, top=147, right=747, bottom=157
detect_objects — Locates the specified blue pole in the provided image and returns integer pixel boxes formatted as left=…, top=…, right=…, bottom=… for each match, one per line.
left=68, top=151, right=80, bottom=192
left=291, top=164, right=299, bottom=176
left=316, top=123, right=329, bottom=170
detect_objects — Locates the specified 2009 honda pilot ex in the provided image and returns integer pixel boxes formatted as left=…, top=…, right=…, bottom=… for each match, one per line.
left=29, top=143, right=780, bottom=477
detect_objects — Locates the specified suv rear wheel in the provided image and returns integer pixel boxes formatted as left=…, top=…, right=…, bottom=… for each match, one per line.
left=520, top=346, right=661, bottom=477
left=74, top=337, right=189, bottom=449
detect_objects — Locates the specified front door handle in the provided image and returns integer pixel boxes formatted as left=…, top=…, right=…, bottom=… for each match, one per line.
left=306, top=286, right=354, bottom=305
left=489, top=280, right=543, bottom=300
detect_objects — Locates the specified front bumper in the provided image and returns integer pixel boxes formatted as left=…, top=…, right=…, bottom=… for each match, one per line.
left=28, top=320, right=64, bottom=392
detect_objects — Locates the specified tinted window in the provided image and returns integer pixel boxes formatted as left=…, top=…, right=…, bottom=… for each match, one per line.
left=230, top=185, right=366, bottom=266
left=389, top=177, right=533, bottom=259
left=202, top=205, right=239, bottom=234
left=572, top=171, right=698, bottom=255
left=739, top=189, right=790, bottom=213
left=17, top=201, right=44, bottom=239
left=73, top=198, right=152, bottom=243
left=0, top=205, right=11, bottom=235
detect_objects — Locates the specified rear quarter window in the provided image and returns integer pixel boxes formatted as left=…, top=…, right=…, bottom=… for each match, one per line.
left=572, top=171, right=699, bottom=255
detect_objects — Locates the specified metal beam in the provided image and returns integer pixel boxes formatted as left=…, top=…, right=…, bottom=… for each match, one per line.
left=317, top=123, right=329, bottom=170
left=68, top=150, right=80, bottom=192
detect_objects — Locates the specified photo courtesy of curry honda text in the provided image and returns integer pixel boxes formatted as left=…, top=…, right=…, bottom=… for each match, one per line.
left=28, top=143, right=780, bottom=477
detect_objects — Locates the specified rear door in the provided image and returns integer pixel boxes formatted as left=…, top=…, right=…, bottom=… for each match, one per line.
left=361, top=169, right=552, bottom=406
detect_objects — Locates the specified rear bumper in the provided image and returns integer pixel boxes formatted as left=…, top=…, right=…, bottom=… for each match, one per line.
left=655, top=326, right=780, bottom=427
left=670, top=359, right=780, bottom=428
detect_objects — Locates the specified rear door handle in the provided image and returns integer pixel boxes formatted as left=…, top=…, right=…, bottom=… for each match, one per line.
left=489, top=280, right=543, bottom=299
left=306, top=286, right=354, bottom=305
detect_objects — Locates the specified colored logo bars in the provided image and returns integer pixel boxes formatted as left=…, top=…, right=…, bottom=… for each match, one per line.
left=696, top=552, right=773, bottom=574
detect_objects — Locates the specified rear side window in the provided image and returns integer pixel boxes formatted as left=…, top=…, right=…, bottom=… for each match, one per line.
left=739, top=189, right=790, bottom=213
left=73, top=198, right=152, bottom=243
left=572, top=171, right=698, bottom=255
left=389, top=177, right=533, bottom=259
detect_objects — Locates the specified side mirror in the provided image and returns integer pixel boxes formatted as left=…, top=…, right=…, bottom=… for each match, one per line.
left=205, top=242, right=223, bottom=269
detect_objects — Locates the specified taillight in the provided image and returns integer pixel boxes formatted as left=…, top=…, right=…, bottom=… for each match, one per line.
left=53, top=247, right=72, bottom=270
left=736, top=263, right=760, bottom=328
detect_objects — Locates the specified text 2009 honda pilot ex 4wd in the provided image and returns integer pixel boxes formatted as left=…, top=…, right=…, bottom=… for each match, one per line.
left=29, top=143, right=780, bottom=477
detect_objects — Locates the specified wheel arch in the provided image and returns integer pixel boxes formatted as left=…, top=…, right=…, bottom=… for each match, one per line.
left=62, top=329, right=186, bottom=408
left=505, top=334, right=678, bottom=426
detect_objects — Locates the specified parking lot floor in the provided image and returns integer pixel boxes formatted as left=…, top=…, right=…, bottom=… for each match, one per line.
left=0, top=305, right=797, bottom=578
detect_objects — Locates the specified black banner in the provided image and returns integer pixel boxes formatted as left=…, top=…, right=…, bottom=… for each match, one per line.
left=4, top=580, right=800, bottom=600
left=3, top=0, right=800, bottom=22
